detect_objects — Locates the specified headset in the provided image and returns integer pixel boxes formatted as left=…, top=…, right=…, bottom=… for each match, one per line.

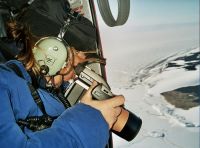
left=32, top=37, right=69, bottom=76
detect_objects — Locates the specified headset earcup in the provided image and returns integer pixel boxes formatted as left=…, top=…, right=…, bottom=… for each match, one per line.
left=40, top=65, right=49, bottom=75
left=33, top=37, right=68, bottom=76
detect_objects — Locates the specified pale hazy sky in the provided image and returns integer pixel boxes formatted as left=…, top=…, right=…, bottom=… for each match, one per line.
left=94, top=0, right=199, bottom=72
left=95, top=0, right=199, bottom=27
left=129, top=0, right=199, bottom=26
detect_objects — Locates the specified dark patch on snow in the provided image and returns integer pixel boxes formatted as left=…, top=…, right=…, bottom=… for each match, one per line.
left=161, top=85, right=200, bottom=110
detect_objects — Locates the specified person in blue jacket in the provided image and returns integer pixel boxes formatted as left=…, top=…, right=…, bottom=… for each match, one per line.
left=0, top=21, right=125, bottom=148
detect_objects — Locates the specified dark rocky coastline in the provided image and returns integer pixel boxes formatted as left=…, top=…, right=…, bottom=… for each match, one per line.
left=161, top=85, right=200, bottom=110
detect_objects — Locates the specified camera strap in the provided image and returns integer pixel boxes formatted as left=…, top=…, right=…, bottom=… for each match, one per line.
left=7, top=63, right=57, bottom=131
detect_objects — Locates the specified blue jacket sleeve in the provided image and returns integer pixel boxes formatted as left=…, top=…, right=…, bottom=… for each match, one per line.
left=0, top=86, right=109, bottom=148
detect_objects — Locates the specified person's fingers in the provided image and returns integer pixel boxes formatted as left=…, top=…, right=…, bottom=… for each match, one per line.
left=108, top=107, right=122, bottom=128
left=115, top=107, right=122, bottom=118
left=105, top=95, right=125, bottom=108
left=80, top=81, right=98, bottom=103
left=84, top=81, right=98, bottom=98
left=88, top=81, right=98, bottom=93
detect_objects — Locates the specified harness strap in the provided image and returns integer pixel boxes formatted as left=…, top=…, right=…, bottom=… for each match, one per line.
left=7, top=63, right=24, bottom=78
left=17, top=115, right=57, bottom=131
left=7, top=63, right=56, bottom=131
left=27, top=83, right=47, bottom=115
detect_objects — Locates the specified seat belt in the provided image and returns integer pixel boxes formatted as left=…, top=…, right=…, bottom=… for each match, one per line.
left=97, top=0, right=130, bottom=27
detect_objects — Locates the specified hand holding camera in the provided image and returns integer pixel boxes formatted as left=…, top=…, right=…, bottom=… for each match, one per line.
left=81, top=81, right=125, bottom=129
left=73, top=64, right=142, bottom=141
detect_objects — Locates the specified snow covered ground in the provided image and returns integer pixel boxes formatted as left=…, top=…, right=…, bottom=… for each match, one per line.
left=107, top=48, right=200, bottom=148
left=93, top=1, right=199, bottom=147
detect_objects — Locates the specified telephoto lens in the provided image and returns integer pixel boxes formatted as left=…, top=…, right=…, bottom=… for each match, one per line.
left=112, top=108, right=142, bottom=141
left=91, top=84, right=142, bottom=141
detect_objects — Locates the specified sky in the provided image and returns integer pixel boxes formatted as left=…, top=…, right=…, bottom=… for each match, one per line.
left=129, top=0, right=199, bottom=26
left=96, top=0, right=199, bottom=26
left=94, top=0, right=199, bottom=73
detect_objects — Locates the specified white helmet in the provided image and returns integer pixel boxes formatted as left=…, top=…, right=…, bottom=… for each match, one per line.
left=32, top=37, right=69, bottom=76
